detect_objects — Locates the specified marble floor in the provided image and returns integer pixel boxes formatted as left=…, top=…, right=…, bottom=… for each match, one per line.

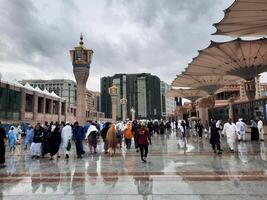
left=0, top=131, right=267, bottom=200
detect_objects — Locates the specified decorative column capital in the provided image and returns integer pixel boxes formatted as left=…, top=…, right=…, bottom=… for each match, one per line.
left=120, top=98, right=127, bottom=105
left=196, top=96, right=215, bottom=108
left=108, top=85, right=118, bottom=97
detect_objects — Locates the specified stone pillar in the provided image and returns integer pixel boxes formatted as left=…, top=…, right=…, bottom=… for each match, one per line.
left=122, top=105, right=126, bottom=121
left=131, top=108, right=135, bottom=121
left=50, top=99, right=53, bottom=115
left=109, top=85, right=118, bottom=122
left=244, top=79, right=256, bottom=100
left=228, top=103, right=234, bottom=120
left=75, top=82, right=87, bottom=124
left=120, top=98, right=127, bottom=122
left=43, top=96, right=46, bottom=119
left=20, top=88, right=26, bottom=121
left=197, top=107, right=209, bottom=122
left=33, top=92, right=38, bottom=121
left=58, top=99, right=62, bottom=123
left=196, top=96, right=215, bottom=122
left=239, top=82, right=247, bottom=100
left=255, top=75, right=261, bottom=99
left=111, top=96, right=117, bottom=122
left=64, top=101, right=67, bottom=122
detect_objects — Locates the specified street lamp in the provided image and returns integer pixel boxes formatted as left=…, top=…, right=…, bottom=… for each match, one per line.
left=69, top=33, right=93, bottom=124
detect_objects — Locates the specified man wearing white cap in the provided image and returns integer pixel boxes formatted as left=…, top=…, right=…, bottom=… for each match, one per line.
left=61, top=122, right=72, bottom=159
left=236, top=118, right=246, bottom=142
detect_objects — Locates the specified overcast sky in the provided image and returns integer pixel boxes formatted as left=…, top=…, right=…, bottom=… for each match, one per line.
left=2, top=0, right=261, bottom=92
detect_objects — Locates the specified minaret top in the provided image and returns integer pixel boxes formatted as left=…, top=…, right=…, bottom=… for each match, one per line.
left=79, top=32, right=84, bottom=46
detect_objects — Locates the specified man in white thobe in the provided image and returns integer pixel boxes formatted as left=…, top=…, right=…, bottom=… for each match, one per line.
left=257, top=119, right=264, bottom=141
left=236, top=118, right=246, bottom=142
left=222, top=118, right=237, bottom=152
left=61, top=122, right=73, bottom=159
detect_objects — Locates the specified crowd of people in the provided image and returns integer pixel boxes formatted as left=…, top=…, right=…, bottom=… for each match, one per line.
left=0, top=117, right=265, bottom=168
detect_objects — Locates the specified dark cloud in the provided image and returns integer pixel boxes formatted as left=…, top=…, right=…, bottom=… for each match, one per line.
left=0, top=0, right=235, bottom=90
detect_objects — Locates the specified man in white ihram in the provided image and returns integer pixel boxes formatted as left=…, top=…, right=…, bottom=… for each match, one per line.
left=222, top=118, right=237, bottom=153
left=257, top=118, right=264, bottom=141
left=61, top=122, right=73, bottom=159
left=236, top=118, right=246, bottom=142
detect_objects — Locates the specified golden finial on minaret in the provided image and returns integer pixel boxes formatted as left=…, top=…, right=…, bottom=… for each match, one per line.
left=79, top=32, right=84, bottom=46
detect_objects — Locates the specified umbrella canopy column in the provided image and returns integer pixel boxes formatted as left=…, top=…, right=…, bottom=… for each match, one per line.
left=196, top=96, right=215, bottom=122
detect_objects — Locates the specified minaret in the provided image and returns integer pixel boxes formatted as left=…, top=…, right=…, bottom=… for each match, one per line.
left=70, top=33, right=93, bottom=124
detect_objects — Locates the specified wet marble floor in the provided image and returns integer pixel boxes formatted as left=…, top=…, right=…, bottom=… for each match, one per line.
left=0, top=131, right=267, bottom=199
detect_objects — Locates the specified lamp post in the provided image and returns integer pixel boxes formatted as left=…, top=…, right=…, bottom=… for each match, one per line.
left=120, top=98, right=127, bottom=122
left=108, top=85, right=118, bottom=122
left=70, top=33, right=93, bottom=124
left=131, top=107, right=135, bottom=121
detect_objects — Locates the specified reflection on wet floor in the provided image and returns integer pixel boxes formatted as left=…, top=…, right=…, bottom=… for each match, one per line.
left=0, top=131, right=267, bottom=199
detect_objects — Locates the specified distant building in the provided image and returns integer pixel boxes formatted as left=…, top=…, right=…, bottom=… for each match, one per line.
left=20, top=79, right=77, bottom=108
left=20, top=79, right=101, bottom=112
left=101, top=73, right=161, bottom=120
left=160, top=81, right=176, bottom=119
left=20, top=79, right=104, bottom=121
left=85, top=90, right=101, bottom=118
left=0, top=80, right=68, bottom=123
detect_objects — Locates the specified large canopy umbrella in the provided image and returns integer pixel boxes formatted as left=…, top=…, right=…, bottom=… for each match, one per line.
left=213, top=0, right=267, bottom=37
left=215, top=84, right=240, bottom=94
left=166, top=88, right=208, bottom=102
left=184, top=38, right=267, bottom=81
left=171, top=74, right=241, bottom=95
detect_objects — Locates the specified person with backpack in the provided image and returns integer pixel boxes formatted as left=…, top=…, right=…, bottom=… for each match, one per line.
left=100, top=122, right=111, bottom=154
left=116, top=122, right=123, bottom=148
left=123, top=122, right=133, bottom=150
left=86, top=122, right=98, bottom=154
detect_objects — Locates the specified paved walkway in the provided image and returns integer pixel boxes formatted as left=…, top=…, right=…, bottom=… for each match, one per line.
left=0, top=131, right=267, bottom=199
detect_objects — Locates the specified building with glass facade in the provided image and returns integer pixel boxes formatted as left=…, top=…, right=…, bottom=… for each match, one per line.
left=160, top=81, right=176, bottom=119
left=0, top=79, right=105, bottom=123
left=101, top=73, right=161, bottom=120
